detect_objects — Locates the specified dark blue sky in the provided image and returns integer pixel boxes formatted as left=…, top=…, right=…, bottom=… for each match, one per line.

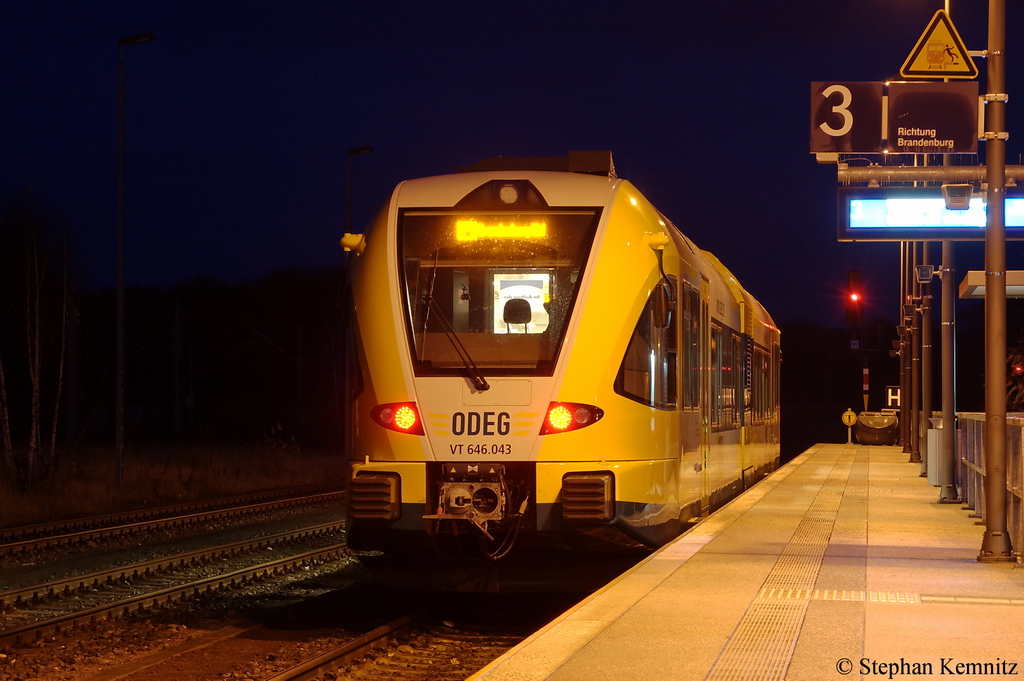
left=2, top=1, right=1020, bottom=326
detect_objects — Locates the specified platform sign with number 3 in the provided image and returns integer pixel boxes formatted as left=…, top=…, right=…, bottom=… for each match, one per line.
left=810, top=82, right=884, bottom=153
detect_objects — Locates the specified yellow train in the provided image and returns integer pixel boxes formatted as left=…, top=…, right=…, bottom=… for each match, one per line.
left=341, top=151, right=779, bottom=562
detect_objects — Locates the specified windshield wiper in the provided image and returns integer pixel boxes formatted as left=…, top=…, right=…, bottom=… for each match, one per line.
left=421, top=251, right=489, bottom=392
left=423, top=291, right=490, bottom=392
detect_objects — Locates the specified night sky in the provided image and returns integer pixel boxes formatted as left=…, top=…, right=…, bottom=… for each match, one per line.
left=4, top=1, right=1022, bottom=327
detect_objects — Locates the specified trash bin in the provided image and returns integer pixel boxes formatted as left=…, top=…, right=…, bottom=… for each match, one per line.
left=854, top=411, right=900, bottom=446
left=927, top=417, right=942, bottom=486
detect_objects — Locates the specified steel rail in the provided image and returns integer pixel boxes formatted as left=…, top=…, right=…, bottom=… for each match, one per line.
left=0, top=543, right=349, bottom=648
left=0, top=484, right=340, bottom=544
left=0, top=520, right=346, bottom=611
left=0, top=491, right=344, bottom=556
left=263, top=613, right=420, bottom=681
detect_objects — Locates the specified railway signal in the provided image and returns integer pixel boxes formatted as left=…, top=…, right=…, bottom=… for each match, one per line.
left=846, top=270, right=863, bottom=325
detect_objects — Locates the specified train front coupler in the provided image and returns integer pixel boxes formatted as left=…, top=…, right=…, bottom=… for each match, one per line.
left=424, top=463, right=511, bottom=540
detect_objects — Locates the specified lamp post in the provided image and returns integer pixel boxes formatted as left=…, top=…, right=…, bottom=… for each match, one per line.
left=342, top=145, right=372, bottom=459
left=116, top=31, right=156, bottom=495
left=346, top=146, right=374, bottom=233
left=979, top=0, right=1012, bottom=562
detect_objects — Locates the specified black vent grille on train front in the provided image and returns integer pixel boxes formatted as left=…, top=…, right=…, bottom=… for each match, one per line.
left=561, top=472, right=615, bottom=522
left=349, top=473, right=401, bottom=520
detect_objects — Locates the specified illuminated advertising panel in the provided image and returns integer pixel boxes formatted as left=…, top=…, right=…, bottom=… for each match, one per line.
left=838, top=187, right=1024, bottom=241
left=492, top=272, right=551, bottom=334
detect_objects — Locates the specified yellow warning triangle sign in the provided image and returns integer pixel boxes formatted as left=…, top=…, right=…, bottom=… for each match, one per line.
left=900, top=10, right=978, bottom=79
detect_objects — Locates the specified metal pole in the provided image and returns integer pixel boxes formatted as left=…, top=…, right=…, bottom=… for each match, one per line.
left=114, top=32, right=155, bottom=496
left=342, top=145, right=372, bottom=460
left=346, top=155, right=352, bottom=234
left=900, top=242, right=911, bottom=451
left=346, top=145, right=374, bottom=234
left=979, top=0, right=1012, bottom=562
left=921, top=241, right=933, bottom=477
left=910, top=242, right=922, bottom=463
left=116, top=45, right=125, bottom=494
left=911, top=302, right=922, bottom=463
left=173, top=301, right=180, bottom=437
left=939, top=240, right=959, bottom=502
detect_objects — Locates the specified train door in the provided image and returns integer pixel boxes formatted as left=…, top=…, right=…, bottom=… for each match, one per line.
left=699, top=277, right=711, bottom=517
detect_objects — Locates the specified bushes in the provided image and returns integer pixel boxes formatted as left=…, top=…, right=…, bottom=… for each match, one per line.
left=0, top=445, right=345, bottom=527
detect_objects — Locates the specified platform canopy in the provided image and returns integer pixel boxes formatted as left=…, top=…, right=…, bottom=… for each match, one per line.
left=959, top=270, right=1024, bottom=298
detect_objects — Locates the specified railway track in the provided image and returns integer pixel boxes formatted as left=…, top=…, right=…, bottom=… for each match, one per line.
left=0, top=519, right=347, bottom=616
left=0, top=486, right=344, bottom=558
left=0, top=533, right=350, bottom=648
left=0, top=486, right=351, bottom=654
left=0, top=487, right=583, bottom=680
left=0, top=560, right=579, bottom=680
left=266, top=614, right=525, bottom=681
left=0, top=485, right=337, bottom=544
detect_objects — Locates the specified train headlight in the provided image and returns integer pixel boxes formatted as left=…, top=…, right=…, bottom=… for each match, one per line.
left=370, top=402, right=425, bottom=435
left=540, top=402, right=604, bottom=435
left=499, top=184, right=519, bottom=204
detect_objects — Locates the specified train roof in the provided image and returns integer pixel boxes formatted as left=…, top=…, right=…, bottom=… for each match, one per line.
left=392, top=168, right=620, bottom=208
left=702, top=250, right=779, bottom=340
left=457, top=151, right=616, bottom=177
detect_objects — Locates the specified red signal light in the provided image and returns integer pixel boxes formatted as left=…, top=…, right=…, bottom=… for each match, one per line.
left=846, top=270, right=863, bottom=325
left=370, top=402, right=424, bottom=435
left=540, top=402, right=604, bottom=435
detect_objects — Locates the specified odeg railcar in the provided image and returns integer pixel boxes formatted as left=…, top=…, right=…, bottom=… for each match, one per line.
left=340, top=151, right=779, bottom=565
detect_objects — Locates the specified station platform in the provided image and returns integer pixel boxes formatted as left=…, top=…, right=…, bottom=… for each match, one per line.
left=472, top=443, right=1024, bottom=680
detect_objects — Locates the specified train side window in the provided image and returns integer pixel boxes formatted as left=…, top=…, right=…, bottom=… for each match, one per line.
left=752, top=346, right=770, bottom=421
left=730, top=334, right=741, bottom=428
left=772, top=342, right=781, bottom=418
left=682, top=284, right=699, bottom=410
left=614, top=276, right=678, bottom=410
left=710, top=325, right=722, bottom=428
left=711, top=327, right=739, bottom=431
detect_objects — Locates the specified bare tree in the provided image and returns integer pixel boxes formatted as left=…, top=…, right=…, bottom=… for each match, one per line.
left=0, top=191, right=75, bottom=478
left=0, top=354, right=12, bottom=471
left=46, top=249, right=69, bottom=465
left=25, top=236, right=43, bottom=470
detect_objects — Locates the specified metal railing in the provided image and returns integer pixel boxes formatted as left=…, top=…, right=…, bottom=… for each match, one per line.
left=957, top=413, right=1024, bottom=562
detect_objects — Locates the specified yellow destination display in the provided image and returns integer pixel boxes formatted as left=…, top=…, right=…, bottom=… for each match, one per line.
left=455, top=218, right=547, bottom=241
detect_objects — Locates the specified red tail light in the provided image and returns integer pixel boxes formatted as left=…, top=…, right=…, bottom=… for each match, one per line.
left=370, top=402, right=424, bottom=435
left=540, top=402, right=604, bottom=435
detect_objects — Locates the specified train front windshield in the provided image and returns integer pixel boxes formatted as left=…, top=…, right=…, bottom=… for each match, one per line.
left=399, top=209, right=600, bottom=377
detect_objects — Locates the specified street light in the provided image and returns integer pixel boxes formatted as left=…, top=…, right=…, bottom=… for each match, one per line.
left=116, top=31, right=156, bottom=495
left=346, top=146, right=374, bottom=233
left=341, top=145, right=373, bottom=463
left=979, top=0, right=1012, bottom=562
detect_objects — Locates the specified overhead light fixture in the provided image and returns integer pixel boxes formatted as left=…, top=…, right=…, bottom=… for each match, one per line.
left=941, top=183, right=973, bottom=210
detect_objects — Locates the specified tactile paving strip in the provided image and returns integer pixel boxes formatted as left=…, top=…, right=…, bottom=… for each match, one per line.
left=759, top=588, right=920, bottom=604
left=704, top=449, right=855, bottom=681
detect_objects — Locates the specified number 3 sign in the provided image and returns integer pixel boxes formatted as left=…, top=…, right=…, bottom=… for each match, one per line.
left=810, top=82, right=883, bottom=153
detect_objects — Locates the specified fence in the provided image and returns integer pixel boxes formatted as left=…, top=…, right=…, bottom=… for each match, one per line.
left=957, top=412, right=1024, bottom=562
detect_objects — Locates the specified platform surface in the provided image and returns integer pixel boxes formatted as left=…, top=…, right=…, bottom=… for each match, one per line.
left=472, top=444, right=1024, bottom=680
